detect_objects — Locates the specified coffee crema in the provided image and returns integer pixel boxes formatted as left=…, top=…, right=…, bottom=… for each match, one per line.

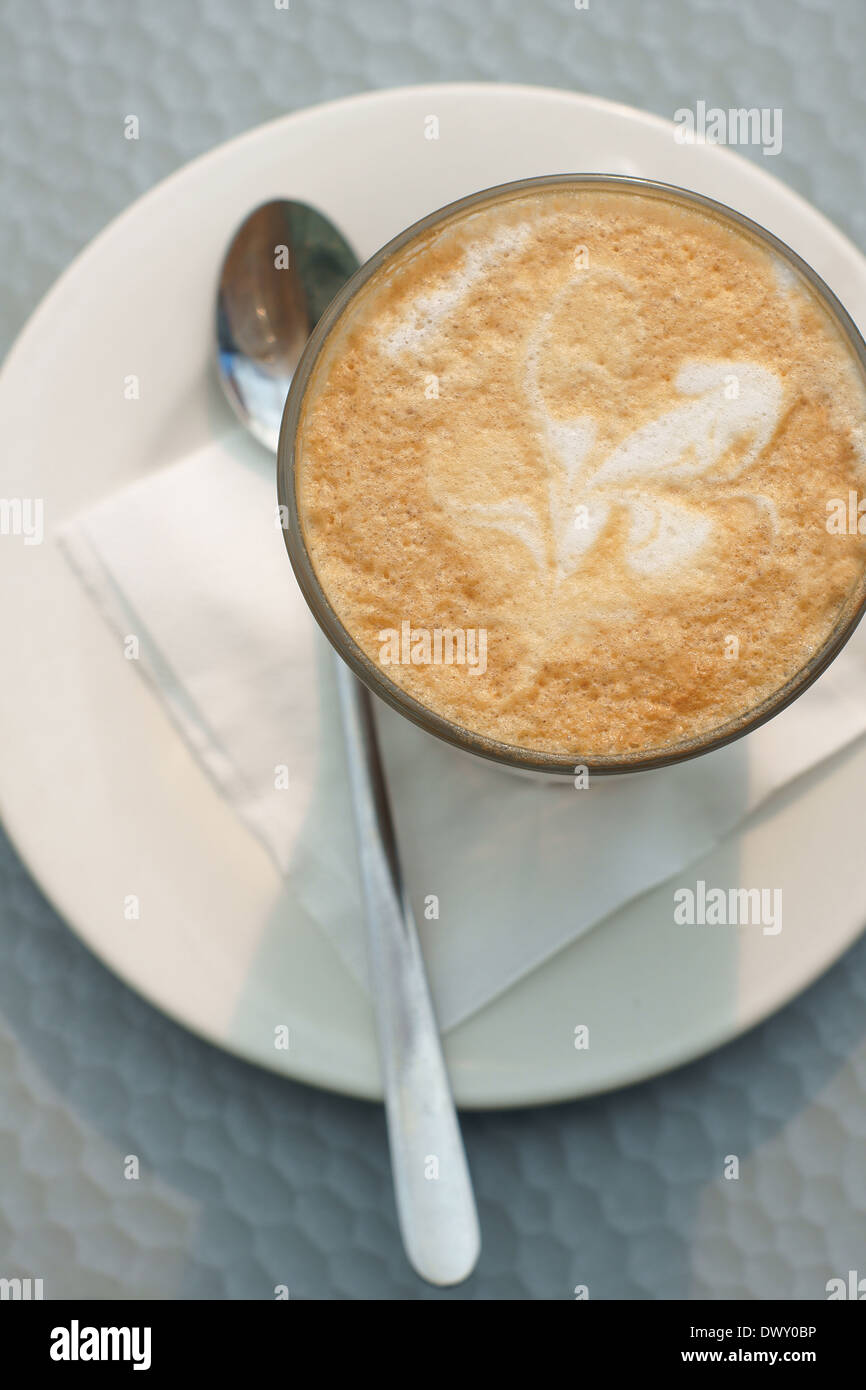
left=295, top=184, right=866, bottom=758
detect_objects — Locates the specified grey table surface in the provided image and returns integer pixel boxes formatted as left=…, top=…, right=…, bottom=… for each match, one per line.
left=1, top=0, right=865, bottom=1301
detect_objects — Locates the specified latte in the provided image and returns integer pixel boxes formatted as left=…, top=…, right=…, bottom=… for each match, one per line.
left=294, top=182, right=866, bottom=759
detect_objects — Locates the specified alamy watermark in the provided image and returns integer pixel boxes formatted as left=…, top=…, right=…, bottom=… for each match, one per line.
left=674, top=102, right=782, bottom=157
left=674, top=879, right=782, bottom=935
left=827, top=1270, right=866, bottom=1299
left=50, top=1322, right=151, bottom=1371
left=0, top=1276, right=44, bottom=1299
left=378, top=621, right=487, bottom=675
left=826, top=491, right=866, bottom=534
left=0, top=497, right=43, bottom=545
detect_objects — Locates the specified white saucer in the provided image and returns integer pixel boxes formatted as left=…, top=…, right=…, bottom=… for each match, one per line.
left=2, top=84, right=865, bottom=1108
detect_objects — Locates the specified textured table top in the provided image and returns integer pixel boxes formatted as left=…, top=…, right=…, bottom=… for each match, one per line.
left=1, top=0, right=865, bottom=1300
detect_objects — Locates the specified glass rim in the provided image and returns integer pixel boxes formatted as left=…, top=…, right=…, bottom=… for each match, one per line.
left=277, top=172, right=866, bottom=777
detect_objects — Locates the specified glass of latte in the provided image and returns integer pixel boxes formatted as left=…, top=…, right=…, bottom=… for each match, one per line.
left=277, top=176, right=866, bottom=776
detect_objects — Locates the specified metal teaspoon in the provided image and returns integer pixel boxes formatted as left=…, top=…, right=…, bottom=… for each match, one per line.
left=215, top=199, right=480, bottom=1286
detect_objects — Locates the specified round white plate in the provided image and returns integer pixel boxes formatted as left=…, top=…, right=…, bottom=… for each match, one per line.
left=2, top=84, right=866, bottom=1108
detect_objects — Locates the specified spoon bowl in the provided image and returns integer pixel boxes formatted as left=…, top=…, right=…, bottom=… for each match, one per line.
left=216, top=199, right=359, bottom=452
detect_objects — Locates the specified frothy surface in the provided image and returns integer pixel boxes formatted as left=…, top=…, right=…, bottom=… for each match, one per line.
left=296, top=185, right=866, bottom=757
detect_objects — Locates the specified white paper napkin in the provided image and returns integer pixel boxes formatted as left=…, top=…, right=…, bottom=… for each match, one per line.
left=59, top=428, right=866, bottom=1030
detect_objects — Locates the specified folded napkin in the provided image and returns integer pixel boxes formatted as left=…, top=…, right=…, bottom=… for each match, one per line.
left=59, top=428, right=866, bottom=1030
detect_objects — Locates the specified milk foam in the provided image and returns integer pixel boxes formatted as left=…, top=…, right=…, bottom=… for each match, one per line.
left=388, top=248, right=785, bottom=579
left=446, top=497, right=546, bottom=570
left=772, top=255, right=801, bottom=301
left=299, top=184, right=866, bottom=757
left=624, top=497, right=712, bottom=574
left=381, top=222, right=533, bottom=357
left=595, top=362, right=783, bottom=485
left=526, top=355, right=783, bottom=578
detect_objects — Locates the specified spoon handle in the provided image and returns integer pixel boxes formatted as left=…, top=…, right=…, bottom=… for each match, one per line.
left=333, top=654, right=481, bottom=1286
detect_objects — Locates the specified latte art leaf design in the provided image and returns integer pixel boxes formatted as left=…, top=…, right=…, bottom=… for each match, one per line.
left=442, top=266, right=784, bottom=584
